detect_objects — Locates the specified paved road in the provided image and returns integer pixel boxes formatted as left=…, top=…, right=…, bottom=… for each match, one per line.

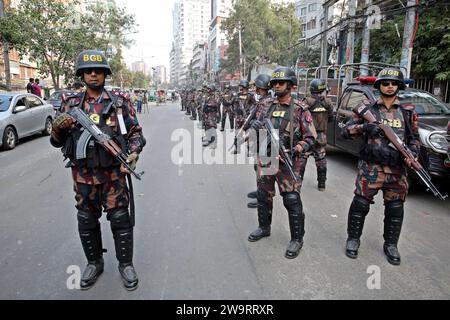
left=0, top=101, right=449, bottom=300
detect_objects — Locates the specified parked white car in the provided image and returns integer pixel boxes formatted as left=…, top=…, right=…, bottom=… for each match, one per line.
left=0, top=93, right=55, bottom=150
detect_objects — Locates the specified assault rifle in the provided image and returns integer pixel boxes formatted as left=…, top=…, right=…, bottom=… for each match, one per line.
left=353, top=105, right=447, bottom=201
left=263, top=119, right=298, bottom=183
left=228, top=106, right=257, bottom=153
left=68, top=107, right=144, bottom=180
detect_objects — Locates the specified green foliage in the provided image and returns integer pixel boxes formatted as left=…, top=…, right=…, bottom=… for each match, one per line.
left=0, top=0, right=136, bottom=89
left=354, top=6, right=450, bottom=80
left=221, top=0, right=301, bottom=78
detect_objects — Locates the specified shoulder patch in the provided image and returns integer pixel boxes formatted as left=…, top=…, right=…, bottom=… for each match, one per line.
left=61, top=92, right=82, bottom=107
left=295, top=99, right=309, bottom=111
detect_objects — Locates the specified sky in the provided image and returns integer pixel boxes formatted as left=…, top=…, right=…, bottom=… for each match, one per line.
left=115, top=0, right=176, bottom=70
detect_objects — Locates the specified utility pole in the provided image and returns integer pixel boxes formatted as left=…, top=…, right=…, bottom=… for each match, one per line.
left=345, top=0, right=357, bottom=84
left=320, top=2, right=330, bottom=79
left=400, top=0, right=417, bottom=78
left=0, top=0, right=11, bottom=91
left=238, top=21, right=243, bottom=80
left=360, top=0, right=372, bottom=76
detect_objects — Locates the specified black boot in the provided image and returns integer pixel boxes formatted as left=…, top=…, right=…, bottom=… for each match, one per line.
left=247, top=191, right=257, bottom=199
left=221, top=118, right=226, bottom=132
left=77, top=211, right=105, bottom=290
left=345, top=196, right=370, bottom=259
left=109, top=209, right=138, bottom=291
left=317, top=167, right=327, bottom=191
left=248, top=190, right=272, bottom=242
left=383, top=200, right=404, bottom=266
left=247, top=200, right=258, bottom=208
left=283, top=193, right=305, bottom=259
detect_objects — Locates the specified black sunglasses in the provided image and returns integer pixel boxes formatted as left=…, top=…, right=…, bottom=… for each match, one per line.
left=271, top=80, right=287, bottom=86
left=83, top=68, right=105, bottom=75
left=380, top=81, right=399, bottom=87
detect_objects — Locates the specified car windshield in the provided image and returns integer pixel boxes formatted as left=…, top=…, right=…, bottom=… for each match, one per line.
left=373, top=90, right=450, bottom=115
left=0, top=95, right=12, bottom=112
left=50, top=92, right=62, bottom=100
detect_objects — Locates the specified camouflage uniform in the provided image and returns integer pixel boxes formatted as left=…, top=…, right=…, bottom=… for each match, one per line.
left=233, top=92, right=256, bottom=129
left=50, top=89, right=145, bottom=289
left=300, top=95, right=333, bottom=189
left=220, top=88, right=235, bottom=130
left=342, top=97, right=419, bottom=265
left=202, top=89, right=221, bottom=147
left=249, top=95, right=317, bottom=258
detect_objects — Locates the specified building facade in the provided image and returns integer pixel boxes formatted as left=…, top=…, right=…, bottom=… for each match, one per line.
left=295, top=0, right=323, bottom=44
left=171, top=0, right=211, bottom=86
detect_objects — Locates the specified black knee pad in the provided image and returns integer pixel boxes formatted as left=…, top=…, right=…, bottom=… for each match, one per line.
left=256, top=189, right=272, bottom=206
left=282, top=192, right=302, bottom=210
left=351, top=196, right=371, bottom=215
left=77, top=211, right=100, bottom=231
left=108, top=208, right=132, bottom=231
left=385, top=200, right=404, bottom=217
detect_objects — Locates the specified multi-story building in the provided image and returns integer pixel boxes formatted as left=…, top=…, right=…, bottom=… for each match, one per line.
left=131, top=61, right=148, bottom=75
left=207, top=0, right=233, bottom=83
left=295, top=0, right=323, bottom=44
left=154, top=65, right=168, bottom=85
left=171, top=0, right=210, bottom=86
left=191, top=42, right=207, bottom=85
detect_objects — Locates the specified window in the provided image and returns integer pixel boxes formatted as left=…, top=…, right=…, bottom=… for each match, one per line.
left=308, top=3, right=317, bottom=12
left=301, top=7, right=307, bottom=16
left=301, top=24, right=306, bottom=33
left=26, top=96, right=43, bottom=108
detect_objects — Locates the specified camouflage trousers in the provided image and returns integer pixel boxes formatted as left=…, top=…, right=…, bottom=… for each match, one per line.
left=221, top=106, right=235, bottom=127
left=203, top=111, right=218, bottom=130
left=257, top=157, right=306, bottom=202
left=73, top=177, right=129, bottom=216
left=235, top=114, right=246, bottom=129
left=354, top=160, right=409, bottom=203
left=300, top=132, right=327, bottom=177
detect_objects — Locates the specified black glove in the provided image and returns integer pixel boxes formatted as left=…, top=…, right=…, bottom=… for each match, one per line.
left=251, top=120, right=264, bottom=131
left=363, top=123, right=382, bottom=137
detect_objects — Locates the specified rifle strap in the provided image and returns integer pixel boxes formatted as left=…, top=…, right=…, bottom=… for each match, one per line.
left=127, top=173, right=136, bottom=227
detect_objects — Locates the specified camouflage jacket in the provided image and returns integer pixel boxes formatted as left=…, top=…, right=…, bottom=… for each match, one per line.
left=266, top=96, right=317, bottom=153
left=343, top=97, right=420, bottom=170
left=52, top=89, right=144, bottom=185
left=304, top=95, right=333, bottom=132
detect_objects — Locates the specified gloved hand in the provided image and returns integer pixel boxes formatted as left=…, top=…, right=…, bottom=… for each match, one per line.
left=363, top=122, right=382, bottom=137
left=52, top=113, right=75, bottom=137
left=120, top=152, right=139, bottom=174
left=292, top=144, right=304, bottom=157
left=251, top=120, right=264, bottom=131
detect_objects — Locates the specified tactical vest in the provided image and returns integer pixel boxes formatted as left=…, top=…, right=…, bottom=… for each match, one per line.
left=267, top=99, right=300, bottom=151
left=360, top=103, right=410, bottom=166
left=62, top=93, right=125, bottom=168
left=306, top=96, right=330, bottom=132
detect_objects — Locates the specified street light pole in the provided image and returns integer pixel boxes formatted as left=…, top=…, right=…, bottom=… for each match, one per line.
left=0, top=0, right=12, bottom=91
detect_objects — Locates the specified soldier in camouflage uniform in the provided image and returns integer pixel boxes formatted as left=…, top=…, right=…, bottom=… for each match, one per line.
left=195, top=88, right=204, bottom=122
left=190, top=88, right=199, bottom=121
left=180, top=89, right=187, bottom=112
left=233, top=80, right=256, bottom=130
left=246, top=74, right=274, bottom=209
left=50, top=50, right=145, bottom=290
left=341, top=67, right=420, bottom=266
left=202, top=83, right=221, bottom=148
left=220, top=84, right=235, bottom=131
left=248, top=67, right=317, bottom=259
left=300, top=79, right=333, bottom=191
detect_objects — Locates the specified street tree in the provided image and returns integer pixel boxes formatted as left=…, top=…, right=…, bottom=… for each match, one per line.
left=221, top=0, right=301, bottom=79
left=0, top=0, right=135, bottom=90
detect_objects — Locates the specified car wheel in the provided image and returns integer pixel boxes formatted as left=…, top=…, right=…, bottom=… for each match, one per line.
left=2, top=127, right=17, bottom=150
left=42, top=117, right=52, bottom=136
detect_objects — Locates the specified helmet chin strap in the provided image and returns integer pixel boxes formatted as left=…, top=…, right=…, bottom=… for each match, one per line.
left=83, top=78, right=105, bottom=90
left=380, top=89, right=398, bottom=98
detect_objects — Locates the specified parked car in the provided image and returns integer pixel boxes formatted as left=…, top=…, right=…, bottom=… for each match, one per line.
left=327, top=79, right=450, bottom=180
left=48, top=89, right=73, bottom=115
left=0, top=93, right=55, bottom=150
